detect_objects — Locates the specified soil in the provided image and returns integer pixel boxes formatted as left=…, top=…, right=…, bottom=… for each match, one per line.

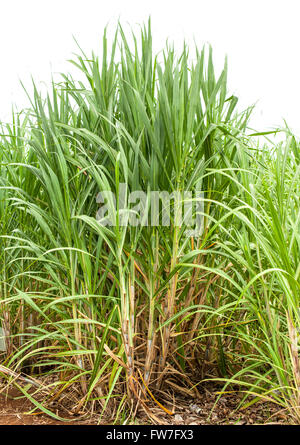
left=0, top=388, right=79, bottom=425
left=0, top=383, right=294, bottom=425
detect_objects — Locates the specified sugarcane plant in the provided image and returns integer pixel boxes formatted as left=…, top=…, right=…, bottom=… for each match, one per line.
left=0, top=19, right=299, bottom=423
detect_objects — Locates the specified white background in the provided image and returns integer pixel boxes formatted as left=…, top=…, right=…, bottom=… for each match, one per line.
left=1, top=0, right=299, bottom=137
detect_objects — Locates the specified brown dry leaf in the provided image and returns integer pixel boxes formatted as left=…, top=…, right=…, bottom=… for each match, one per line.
left=103, top=344, right=128, bottom=369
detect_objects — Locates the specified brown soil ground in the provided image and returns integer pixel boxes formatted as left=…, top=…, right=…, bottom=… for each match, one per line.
left=0, top=388, right=81, bottom=425
left=0, top=383, right=295, bottom=425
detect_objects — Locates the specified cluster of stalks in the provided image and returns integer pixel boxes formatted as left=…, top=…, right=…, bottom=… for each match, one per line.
left=0, top=20, right=299, bottom=423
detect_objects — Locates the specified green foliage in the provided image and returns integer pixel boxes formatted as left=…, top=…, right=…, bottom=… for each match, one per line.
left=0, top=19, right=299, bottom=422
